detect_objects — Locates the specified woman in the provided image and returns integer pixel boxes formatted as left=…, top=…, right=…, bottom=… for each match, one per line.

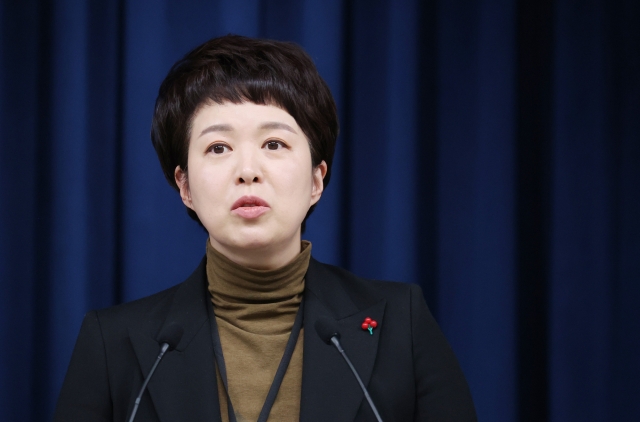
left=55, top=35, right=476, bottom=422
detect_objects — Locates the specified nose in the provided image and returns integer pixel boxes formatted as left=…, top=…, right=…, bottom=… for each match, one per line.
left=236, top=148, right=262, bottom=185
left=239, top=173, right=260, bottom=184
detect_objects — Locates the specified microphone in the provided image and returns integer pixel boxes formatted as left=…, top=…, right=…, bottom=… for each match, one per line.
left=128, top=322, right=184, bottom=422
left=315, top=317, right=383, bottom=422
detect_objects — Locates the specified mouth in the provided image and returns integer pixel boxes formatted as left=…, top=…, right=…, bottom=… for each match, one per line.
left=231, top=195, right=270, bottom=210
left=231, top=195, right=270, bottom=219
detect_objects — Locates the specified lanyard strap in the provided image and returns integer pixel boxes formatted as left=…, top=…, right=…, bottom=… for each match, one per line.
left=206, top=298, right=305, bottom=422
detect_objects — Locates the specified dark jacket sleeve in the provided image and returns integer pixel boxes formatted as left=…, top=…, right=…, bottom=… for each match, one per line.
left=410, top=284, right=477, bottom=421
left=54, top=310, right=113, bottom=422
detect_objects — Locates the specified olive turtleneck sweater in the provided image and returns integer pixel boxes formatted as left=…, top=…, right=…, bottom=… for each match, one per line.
left=206, top=240, right=311, bottom=422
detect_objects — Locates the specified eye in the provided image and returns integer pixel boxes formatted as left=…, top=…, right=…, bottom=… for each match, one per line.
left=208, top=143, right=231, bottom=154
left=264, top=140, right=287, bottom=150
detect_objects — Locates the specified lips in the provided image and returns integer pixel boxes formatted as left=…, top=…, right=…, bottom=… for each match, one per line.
left=231, top=195, right=270, bottom=219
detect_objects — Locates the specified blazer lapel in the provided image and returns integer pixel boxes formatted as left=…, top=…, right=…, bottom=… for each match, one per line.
left=129, top=258, right=222, bottom=422
left=300, top=259, right=386, bottom=422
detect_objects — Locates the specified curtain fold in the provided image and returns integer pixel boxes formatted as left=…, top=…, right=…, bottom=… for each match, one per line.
left=1, top=0, right=638, bottom=421
left=437, top=1, right=518, bottom=419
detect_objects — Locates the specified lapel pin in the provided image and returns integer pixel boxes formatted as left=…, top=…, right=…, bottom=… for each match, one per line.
left=361, top=317, right=378, bottom=335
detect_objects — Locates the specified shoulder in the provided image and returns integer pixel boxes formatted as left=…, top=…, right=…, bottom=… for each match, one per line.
left=92, top=257, right=207, bottom=338
left=95, top=283, right=181, bottom=324
left=308, top=257, right=422, bottom=307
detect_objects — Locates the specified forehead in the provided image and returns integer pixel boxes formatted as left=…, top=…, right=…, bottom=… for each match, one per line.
left=191, top=102, right=300, bottom=133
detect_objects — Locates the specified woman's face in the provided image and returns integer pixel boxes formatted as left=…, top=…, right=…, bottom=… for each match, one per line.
left=175, top=102, right=326, bottom=269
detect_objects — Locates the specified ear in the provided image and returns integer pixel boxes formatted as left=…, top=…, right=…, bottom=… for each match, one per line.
left=310, top=160, right=327, bottom=206
left=174, top=166, right=194, bottom=210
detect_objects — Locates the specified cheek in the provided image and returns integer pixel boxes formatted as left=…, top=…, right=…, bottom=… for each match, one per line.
left=276, top=159, right=314, bottom=195
left=284, top=178, right=315, bottom=214
left=187, top=163, right=225, bottom=209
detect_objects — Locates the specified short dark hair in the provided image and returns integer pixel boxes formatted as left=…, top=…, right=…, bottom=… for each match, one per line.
left=151, top=35, right=339, bottom=227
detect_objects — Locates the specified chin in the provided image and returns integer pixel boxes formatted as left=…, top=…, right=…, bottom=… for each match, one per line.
left=232, top=237, right=274, bottom=251
left=207, top=220, right=300, bottom=253
left=223, top=228, right=281, bottom=251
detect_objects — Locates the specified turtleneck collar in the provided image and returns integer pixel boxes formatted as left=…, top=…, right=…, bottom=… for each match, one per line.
left=206, top=240, right=311, bottom=302
left=206, top=240, right=311, bottom=335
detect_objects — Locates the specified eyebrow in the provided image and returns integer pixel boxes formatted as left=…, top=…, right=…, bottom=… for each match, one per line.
left=198, top=121, right=298, bottom=138
left=199, top=124, right=233, bottom=137
left=259, top=122, right=298, bottom=134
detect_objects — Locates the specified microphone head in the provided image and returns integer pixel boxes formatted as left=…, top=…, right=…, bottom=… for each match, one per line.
left=157, top=322, right=184, bottom=351
left=315, top=317, right=340, bottom=345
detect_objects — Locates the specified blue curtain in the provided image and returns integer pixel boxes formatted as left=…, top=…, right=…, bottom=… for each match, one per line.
left=1, top=0, right=638, bottom=421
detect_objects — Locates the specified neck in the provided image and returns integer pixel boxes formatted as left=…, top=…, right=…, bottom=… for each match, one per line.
left=208, top=236, right=303, bottom=270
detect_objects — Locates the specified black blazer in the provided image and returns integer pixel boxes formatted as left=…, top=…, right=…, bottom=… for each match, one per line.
left=55, top=257, right=476, bottom=421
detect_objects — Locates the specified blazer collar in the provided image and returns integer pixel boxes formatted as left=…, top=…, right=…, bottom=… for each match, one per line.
left=128, top=255, right=385, bottom=422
